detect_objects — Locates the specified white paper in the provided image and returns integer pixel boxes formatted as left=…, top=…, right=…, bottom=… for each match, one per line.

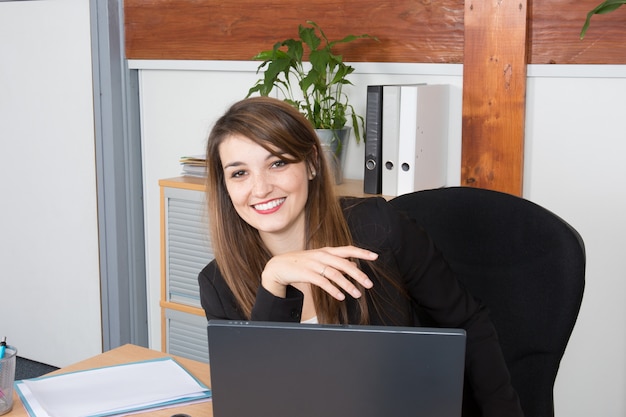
left=17, top=358, right=210, bottom=417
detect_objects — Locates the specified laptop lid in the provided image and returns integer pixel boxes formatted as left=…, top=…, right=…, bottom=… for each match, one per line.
left=207, top=320, right=466, bottom=417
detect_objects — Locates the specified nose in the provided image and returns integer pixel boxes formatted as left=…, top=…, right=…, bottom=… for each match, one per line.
left=250, top=172, right=272, bottom=197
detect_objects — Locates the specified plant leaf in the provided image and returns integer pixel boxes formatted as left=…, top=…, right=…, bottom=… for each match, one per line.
left=247, top=21, right=376, bottom=142
left=580, top=0, right=626, bottom=39
left=299, top=25, right=321, bottom=51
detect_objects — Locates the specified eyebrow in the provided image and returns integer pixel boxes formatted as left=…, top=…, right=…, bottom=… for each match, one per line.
left=223, top=161, right=244, bottom=170
left=222, top=152, right=286, bottom=170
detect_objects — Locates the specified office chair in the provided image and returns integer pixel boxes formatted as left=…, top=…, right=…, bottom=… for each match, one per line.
left=390, top=186, right=585, bottom=417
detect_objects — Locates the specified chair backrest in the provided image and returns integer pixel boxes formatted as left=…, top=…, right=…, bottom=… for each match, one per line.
left=389, top=187, right=585, bottom=417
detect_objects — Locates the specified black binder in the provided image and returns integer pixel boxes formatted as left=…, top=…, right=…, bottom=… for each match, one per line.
left=363, top=85, right=383, bottom=194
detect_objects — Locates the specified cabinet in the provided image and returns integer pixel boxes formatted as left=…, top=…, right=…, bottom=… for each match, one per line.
left=160, top=176, right=211, bottom=362
left=159, top=176, right=374, bottom=362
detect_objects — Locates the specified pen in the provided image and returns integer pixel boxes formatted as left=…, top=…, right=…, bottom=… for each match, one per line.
left=0, top=338, right=4, bottom=401
left=0, top=337, right=6, bottom=359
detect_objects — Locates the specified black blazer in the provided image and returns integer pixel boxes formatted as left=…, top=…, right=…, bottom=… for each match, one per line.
left=198, top=197, right=524, bottom=417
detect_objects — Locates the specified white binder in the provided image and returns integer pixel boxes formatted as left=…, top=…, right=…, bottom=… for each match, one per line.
left=396, top=84, right=449, bottom=196
left=381, top=85, right=401, bottom=196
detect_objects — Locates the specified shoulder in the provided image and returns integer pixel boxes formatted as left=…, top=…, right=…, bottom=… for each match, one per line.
left=198, top=259, right=226, bottom=292
left=340, top=196, right=407, bottom=248
left=340, top=196, right=392, bottom=219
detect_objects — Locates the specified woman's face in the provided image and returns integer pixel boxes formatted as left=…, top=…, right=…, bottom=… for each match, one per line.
left=219, top=133, right=312, bottom=245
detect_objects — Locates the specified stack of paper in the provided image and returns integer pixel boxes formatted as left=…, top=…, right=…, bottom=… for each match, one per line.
left=15, top=357, right=211, bottom=417
left=180, top=155, right=207, bottom=178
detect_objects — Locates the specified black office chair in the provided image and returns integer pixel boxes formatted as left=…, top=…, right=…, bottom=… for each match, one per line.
left=390, top=186, right=585, bottom=417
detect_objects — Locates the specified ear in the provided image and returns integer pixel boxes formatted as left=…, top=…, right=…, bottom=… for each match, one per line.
left=308, top=147, right=320, bottom=180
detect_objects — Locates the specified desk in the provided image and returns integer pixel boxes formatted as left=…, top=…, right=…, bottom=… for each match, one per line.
left=11, top=344, right=213, bottom=417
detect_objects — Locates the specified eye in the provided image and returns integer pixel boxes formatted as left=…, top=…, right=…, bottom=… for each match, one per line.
left=230, top=169, right=247, bottom=178
left=270, top=159, right=288, bottom=169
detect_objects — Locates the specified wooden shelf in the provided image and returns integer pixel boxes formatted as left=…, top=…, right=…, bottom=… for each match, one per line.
left=159, top=176, right=205, bottom=191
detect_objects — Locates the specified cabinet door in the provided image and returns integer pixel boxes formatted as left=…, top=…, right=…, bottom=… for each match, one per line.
left=164, top=187, right=214, bottom=308
left=165, top=308, right=210, bottom=363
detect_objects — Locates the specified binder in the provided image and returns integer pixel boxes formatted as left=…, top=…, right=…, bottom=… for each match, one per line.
left=363, top=85, right=383, bottom=194
left=381, top=85, right=401, bottom=196
left=396, top=85, right=419, bottom=195
left=396, top=84, right=449, bottom=196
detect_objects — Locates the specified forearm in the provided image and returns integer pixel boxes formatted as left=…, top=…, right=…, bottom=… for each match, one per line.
left=250, top=285, right=304, bottom=322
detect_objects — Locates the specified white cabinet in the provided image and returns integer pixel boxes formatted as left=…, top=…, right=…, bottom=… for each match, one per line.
left=160, top=177, right=212, bottom=362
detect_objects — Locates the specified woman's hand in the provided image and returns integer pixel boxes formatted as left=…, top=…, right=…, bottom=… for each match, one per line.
left=261, top=246, right=378, bottom=300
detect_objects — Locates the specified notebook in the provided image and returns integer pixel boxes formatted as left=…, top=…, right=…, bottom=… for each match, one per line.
left=207, top=320, right=466, bottom=417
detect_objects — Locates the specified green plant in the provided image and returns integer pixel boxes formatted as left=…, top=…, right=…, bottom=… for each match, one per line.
left=581, top=0, right=626, bottom=39
left=247, top=21, right=377, bottom=143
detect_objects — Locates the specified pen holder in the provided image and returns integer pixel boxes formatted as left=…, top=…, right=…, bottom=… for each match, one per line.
left=0, top=345, right=17, bottom=415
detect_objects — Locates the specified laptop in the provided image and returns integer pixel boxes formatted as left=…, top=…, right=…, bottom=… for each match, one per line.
left=207, top=320, right=466, bottom=417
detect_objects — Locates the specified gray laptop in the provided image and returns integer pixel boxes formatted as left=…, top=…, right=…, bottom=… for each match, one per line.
left=207, top=320, right=466, bottom=417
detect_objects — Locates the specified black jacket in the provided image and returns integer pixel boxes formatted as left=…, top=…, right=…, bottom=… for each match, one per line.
left=198, top=196, right=524, bottom=417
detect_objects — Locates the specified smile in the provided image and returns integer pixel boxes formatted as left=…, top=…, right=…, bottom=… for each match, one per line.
left=253, top=198, right=285, bottom=212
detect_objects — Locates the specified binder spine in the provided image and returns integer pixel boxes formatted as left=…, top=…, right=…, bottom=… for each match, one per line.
left=363, top=85, right=383, bottom=194
left=396, top=85, right=419, bottom=196
left=381, top=85, right=401, bottom=197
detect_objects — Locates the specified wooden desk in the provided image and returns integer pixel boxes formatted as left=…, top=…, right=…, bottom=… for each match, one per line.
left=11, top=344, right=213, bottom=417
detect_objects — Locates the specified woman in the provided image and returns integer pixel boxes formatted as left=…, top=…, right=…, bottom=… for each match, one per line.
left=198, top=96, right=524, bottom=417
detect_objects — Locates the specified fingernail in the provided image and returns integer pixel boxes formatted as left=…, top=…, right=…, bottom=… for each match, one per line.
left=364, top=279, right=373, bottom=288
left=337, top=292, right=346, bottom=300
left=352, top=288, right=362, bottom=298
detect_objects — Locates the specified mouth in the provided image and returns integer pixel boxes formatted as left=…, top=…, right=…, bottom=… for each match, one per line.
left=253, top=198, right=286, bottom=212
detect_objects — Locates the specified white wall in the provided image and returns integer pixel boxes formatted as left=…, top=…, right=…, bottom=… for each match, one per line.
left=133, top=60, right=626, bottom=417
left=525, top=65, right=626, bottom=417
left=0, top=0, right=102, bottom=367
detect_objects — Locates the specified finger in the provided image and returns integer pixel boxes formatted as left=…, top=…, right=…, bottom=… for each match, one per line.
left=318, top=266, right=363, bottom=299
left=323, top=245, right=378, bottom=262
left=316, top=255, right=374, bottom=291
left=307, top=269, right=348, bottom=301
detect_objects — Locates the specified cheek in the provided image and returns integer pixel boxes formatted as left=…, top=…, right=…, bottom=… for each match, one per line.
left=224, top=182, right=246, bottom=207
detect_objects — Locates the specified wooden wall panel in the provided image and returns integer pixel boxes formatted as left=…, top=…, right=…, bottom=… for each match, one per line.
left=530, top=0, right=626, bottom=64
left=125, top=0, right=626, bottom=64
left=124, top=0, right=465, bottom=63
left=461, top=0, right=528, bottom=196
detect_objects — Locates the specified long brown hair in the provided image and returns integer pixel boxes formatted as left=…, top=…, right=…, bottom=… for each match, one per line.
left=205, top=97, right=369, bottom=324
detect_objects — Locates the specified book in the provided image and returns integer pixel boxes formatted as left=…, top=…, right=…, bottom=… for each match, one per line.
left=363, top=85, right=383, bottom=194
left=179, top=155, right=206, bottom=166
left=14, top=357, right=211, bottom=417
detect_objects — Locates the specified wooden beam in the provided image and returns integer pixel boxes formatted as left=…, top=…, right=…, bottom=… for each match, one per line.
left=124, top=0, right=465, bottom=63
left=461, top=0, right=528, bottom=196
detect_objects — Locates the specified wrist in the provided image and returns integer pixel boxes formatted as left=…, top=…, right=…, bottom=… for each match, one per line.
left=261, top=270, right=287, bottom=298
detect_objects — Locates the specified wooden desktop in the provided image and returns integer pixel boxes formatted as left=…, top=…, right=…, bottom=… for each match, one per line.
left=11, top=344, right=213, bottom=417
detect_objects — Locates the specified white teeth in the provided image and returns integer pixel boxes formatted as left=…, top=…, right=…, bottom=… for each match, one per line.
left=254, top=198, right=285, bottom=211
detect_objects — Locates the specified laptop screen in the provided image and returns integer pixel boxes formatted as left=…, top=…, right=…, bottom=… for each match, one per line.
left=207, top=320, right=466, bottom=417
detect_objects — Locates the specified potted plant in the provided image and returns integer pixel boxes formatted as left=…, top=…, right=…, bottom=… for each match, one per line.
left=247, top=20, right=377, bottom=183
left=580, top=0, right=626, bottom=38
